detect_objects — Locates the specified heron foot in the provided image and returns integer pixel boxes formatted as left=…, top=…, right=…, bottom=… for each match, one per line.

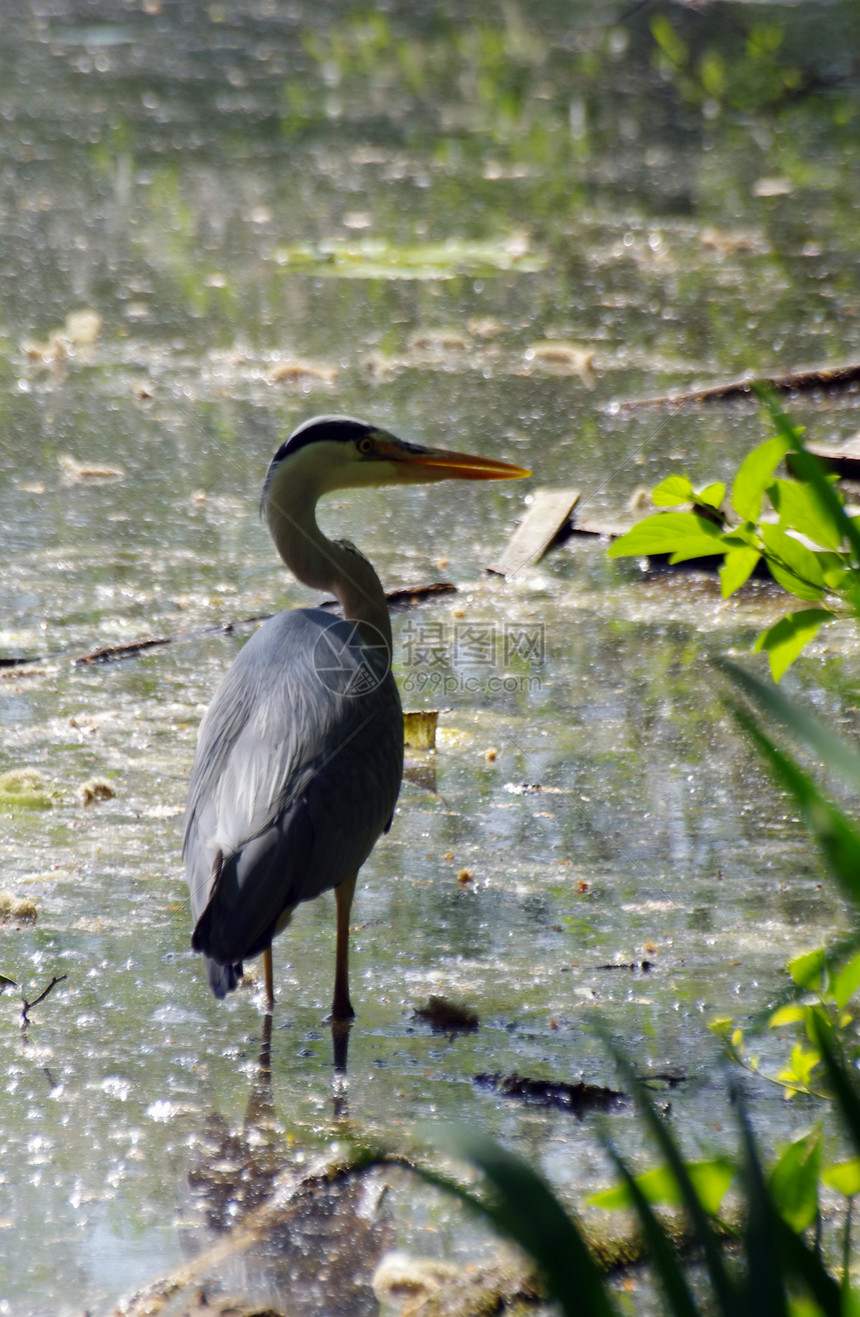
left=326, top=997, right=355, bottom=1024
left=330, top=1015, right=352, bottom=1075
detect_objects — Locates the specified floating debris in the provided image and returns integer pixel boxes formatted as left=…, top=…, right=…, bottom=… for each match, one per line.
left=753, top=175, right=794, bottom=197
left=59, top=453, right=126, bottom=484
left=414, top=995, right=479, bottom=1034
left=466, top=315, right=504, bottom=338
left=0, top=890, right=37, bottom=924
left=408, top=328, right=470, bottom=353
left=79, top=778, right=116, bottom=806
left=0, top=768, right=52, bottom=809
left=475, top=1071, right=626, bottom=1117
left=502, top=782, right=563, bottom=796
left=268, top=358, right=338, bottom=385
left=595, top=960, right=654, bottom=972
left=63, top=308, right=103, bottom=345
left=523, top=339, right=596, bottom=386
left=23, top=308, right=102, bottom=369
left=700, top=226, right=767, bottom=255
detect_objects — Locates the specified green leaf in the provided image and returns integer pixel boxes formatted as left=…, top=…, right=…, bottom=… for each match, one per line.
left=844, top=574, right=860, bottom=613
left=420, top=1122, right=620, bottom=1317
left=753, top=609, right=831, bottom=681
left=768, top=478, right=846, bottom=551
left=588, top=1158, right=735, bottom=1216
left=817, top=553, right=850, bottom=591
left=715, top=660, right=860, bottom=794
left=788, top=948, right=828, bottom=991
left=767, top=561, right=824, bottom=601
left=760, top=524, right=827, bottom=600
left=720, top=546, right=761, bottom=597
left=834, top=953, right=860, bottom=1011
left=776, top=1043, right=821, bottom=1094
left=770, top=1003, right=810, bottom=1028
left=696, top=481, right=726, bottom=509
left=755, top=385, right=860, bottom=566
left=652, top=474, right=694, bottom=506
left=822, top=1158, right=860, bottom=1197
left=732, top=435, right=791, bottom=521
left=650, top=14, right=688, bottom=68
left=668, top=537, right=727, bottom=564
left=608, top=512, right=723, bottom=559
left=768, top=1128, right=821, bottom=1233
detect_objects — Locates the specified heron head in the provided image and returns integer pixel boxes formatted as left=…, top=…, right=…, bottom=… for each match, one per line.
left=262, top=414, right=530, bottom=514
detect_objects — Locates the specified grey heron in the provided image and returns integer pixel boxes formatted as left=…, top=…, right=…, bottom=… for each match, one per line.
left=183, top=414, right=529, bottom=1019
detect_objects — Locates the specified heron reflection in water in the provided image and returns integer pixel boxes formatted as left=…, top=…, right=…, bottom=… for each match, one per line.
left=183, top=415, right=529, bottom=1036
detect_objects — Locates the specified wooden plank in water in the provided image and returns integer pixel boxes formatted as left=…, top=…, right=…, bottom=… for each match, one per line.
left=788, top=435, right=860, bottom=481
left=487, top=487, right=580, bottom=577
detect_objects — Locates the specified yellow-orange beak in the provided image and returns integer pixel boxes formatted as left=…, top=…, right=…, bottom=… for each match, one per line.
left=376, top=437, right=531, bottom=482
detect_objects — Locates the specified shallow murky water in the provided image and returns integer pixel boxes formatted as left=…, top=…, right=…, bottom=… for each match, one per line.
left=2, top=3, right=860, bottom=1313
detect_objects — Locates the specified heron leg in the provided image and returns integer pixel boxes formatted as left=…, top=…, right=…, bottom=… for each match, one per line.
left=331, top=871, right=357, bottom=1022
left=262, top=945, right=274, bottom=1012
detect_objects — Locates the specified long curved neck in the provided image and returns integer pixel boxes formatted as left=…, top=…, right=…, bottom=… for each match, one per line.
left=265, top=483, right=392, bottom=650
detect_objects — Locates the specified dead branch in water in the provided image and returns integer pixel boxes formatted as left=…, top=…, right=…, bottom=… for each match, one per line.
left=615, top=359, right=860, bottom=409
left=20, top=974, right=67, bottom=1030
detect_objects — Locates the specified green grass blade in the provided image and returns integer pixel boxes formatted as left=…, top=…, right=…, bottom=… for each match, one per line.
left=603, top=1040, right=737, bottom=1312
left=752, top=610, right=832, bottom=683
left=809, top=1015, right=860, bottom=1161
left=727, top=703, right=860, bottom=907
left=716, top=660, right=860, bottom=793
left=733, top=1092, right=841, bottom=1315
left=735, top=1093, right=791, bottom=1317
left=603, top=1141, right=701, bottom=1317
left=773, top=1213, right=843, bottom=1315
left=419, top=1122, right=620, bottom=1317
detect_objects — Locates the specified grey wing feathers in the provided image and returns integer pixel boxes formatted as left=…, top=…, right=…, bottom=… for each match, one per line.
left=183, top=609, right=402, bottom=993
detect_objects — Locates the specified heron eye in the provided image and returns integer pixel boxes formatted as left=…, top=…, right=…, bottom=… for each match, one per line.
left=356, top=436, right=375, bottom=456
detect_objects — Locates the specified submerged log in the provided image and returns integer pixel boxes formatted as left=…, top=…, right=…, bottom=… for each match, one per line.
left=615, top=359, right=860, bottom=409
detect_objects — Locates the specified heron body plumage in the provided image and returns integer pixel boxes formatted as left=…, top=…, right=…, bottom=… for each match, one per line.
left=182, top=414, right=528, bottom=1017
left=184, top=608, right=403, bottom=997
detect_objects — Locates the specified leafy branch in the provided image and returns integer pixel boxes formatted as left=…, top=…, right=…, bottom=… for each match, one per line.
left=608, top=388, right=860, bottom=679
